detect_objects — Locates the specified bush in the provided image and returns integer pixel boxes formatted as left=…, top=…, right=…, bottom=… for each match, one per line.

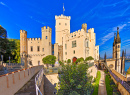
left=56, top=63, right=93, bottom=95
left=59, top=61, right=64, bottom=66
left=42, top=55, right=56, bottom=68
left=127, top=67, right=130, bottom=74
left=67, top=59, right=71, bottom=64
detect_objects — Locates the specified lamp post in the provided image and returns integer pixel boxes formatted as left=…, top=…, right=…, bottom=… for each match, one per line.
left=1, top=55, right=3, bottom=65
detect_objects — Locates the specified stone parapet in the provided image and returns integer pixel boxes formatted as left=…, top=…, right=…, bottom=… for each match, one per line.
left=0, top=65, right=43, bottom=95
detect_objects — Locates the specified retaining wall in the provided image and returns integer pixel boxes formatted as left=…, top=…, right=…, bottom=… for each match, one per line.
left=0, top=65, right=43, bottom=95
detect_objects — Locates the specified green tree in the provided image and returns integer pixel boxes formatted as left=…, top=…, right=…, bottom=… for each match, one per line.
left=56, top=63, right=93, bottom=95
left=67, top=59, right=71, bottom=64
left=59, top=61, right=64, bottom=66
left=127, top=67, right=130, bottom=74
left=0, top=25, right=7, bottom=61
left=85, top=56, right=94, bottom=63
left=42, top=55, right=56, bottom=68
left=75, top=57, right=84, bottom=64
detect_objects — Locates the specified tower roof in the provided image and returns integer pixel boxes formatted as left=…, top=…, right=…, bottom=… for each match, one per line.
left=113, top=33, right=116, bottom=46
left=116, top=27, right=121, bottom=43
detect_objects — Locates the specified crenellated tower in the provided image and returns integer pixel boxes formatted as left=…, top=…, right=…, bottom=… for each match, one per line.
left=20, top=30, right=27, bottom=68
left=55, top=14, right=71, bottom=45
left=41, top=26, right=52, bottom=56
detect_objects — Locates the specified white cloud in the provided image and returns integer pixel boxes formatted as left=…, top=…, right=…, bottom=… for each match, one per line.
left=29, top=16, right=45, bottom=25
left=100, top=24, right=127, bottom=46
left=0, top=2, right=7, bottom=7
left=112, top=24, right=127, bottom=31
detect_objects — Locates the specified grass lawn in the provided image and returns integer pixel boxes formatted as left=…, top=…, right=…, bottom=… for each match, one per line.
left=105, top=75, right=113, bottom=95
left=92, top=71, right=101, bottom=95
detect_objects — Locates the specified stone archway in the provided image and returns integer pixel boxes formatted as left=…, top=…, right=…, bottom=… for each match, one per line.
left=72, top=57, right=77, bottom=63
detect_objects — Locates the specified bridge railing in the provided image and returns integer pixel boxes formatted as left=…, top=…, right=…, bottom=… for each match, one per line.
left=35, top=68, right=44, bottom=95
left=109, top=70, right=130, bottom=93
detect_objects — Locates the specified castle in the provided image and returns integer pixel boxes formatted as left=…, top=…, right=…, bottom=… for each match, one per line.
left=20, top=14, right=99, bottom=67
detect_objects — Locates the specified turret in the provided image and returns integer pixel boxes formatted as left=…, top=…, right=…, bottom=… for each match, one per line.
left=20, top=30, right=27, bottom=54
left=41, top=26, right=52, bottom=56
left=116, top=27, right=121, bottom=43
left=20, top=30, right=27, bottom=68
left=82, top=23, right=87, bottom=32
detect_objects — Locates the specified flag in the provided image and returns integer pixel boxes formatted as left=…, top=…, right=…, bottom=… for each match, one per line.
left=63, top=3, right=65, bottom=11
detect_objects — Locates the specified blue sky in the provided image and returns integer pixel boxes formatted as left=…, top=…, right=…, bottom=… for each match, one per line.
left=0, top=0, right=130, bottom=58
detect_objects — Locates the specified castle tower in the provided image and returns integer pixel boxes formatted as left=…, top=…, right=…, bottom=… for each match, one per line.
left=116, top=27, right=121, bottom=59
left=115, top=27, right=121, bottom=72
left=82, top=23, right=87, bottom=32
left=55, top=14, right=71, bottom=45
left=113, top=33, right=116, bottom=59
left=41, top=26, right=52, bottom=56
left=20, top=30, right=27, bottom=68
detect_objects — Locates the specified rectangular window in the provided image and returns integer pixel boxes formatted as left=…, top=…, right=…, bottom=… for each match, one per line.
left=31, top=46, right=33, bottom=51
left=72, top=40, right=76, bottom=48
left=86, top=41, right=88, bottom=47
left=65, top=52, right=67, bottom=55
left=37, top=46, right=40, bottom=51
left=46, top=36, right=47, bottom=39
left=73, top=50, right=75, bottom=54
left=42, top=48, right=44, bottom=52
left=65, top=44, right=67, bottom=49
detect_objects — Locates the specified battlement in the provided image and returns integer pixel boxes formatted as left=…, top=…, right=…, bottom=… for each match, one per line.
left=27, top=38, right=41, bottom=41
left=41, top=26, right=52, bottom=32
left=20, top=30, right=27, bottom=34
left=66, top=29, right=86, bottom=39
left=82, top=23, right=87, bottom=27
left=55, top=14, right=71, bottom=20
left=88, top=28, right=94, bottom=33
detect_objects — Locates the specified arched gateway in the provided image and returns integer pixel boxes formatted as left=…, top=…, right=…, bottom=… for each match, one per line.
left=72, top=57, right=77, bottom=63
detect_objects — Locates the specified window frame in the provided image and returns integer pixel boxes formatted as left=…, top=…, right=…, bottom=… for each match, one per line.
left=72, top=40, right=76, bottom=48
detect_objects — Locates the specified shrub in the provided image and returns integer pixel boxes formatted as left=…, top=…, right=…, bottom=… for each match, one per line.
left=67, top=59, right=71, bottom=64
left=42, top=55, right=56, bottom=68
left=59, top=61, right=64, bottom=66
left=56, top=63, right=93, bottom=95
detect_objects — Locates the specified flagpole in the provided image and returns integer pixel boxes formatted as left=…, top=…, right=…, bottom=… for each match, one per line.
left=63, top=3, right=64, bottom=15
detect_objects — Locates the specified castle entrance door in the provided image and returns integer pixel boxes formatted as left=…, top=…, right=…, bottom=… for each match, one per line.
left=72, top=57, right=77, bottom=63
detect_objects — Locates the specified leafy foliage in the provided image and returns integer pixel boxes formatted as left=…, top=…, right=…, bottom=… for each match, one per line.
left=92, top=71, right=101, bottom=95
left=56, top=63, right=93, bottom=95
left=75, top=57, right=84, bottom=64
left=127, top=67, right=130, bottom=74
left=0, top=38, right=20, bottom=63
left=67, top=59, right=71, bottom=64
left=0, top=25, right=7, bottom=61
left=85, top=56, right=94, bottom=61
left=42, top=55, right=56, bottom=67
left=59, top=61, right=64, bottom=66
